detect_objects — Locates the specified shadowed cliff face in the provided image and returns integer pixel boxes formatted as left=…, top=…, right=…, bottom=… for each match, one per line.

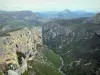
left=0, top=27, right=43, bottom=74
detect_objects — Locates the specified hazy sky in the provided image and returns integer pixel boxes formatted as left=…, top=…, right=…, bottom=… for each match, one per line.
left=0, top=0, right=100, bottom=12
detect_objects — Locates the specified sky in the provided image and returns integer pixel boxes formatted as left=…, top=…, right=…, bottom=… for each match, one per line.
left=0, top=0, right=100, bottom=12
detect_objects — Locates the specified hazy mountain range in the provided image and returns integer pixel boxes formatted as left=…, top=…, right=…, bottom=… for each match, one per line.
left=35, top=9, right=95, bottom=19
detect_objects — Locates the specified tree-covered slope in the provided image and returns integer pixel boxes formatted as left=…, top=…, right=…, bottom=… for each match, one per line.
left=42, top=13, right=100, bottom=75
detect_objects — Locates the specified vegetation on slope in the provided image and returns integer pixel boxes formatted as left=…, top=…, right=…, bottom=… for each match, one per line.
left=23, top=46, right=63, bottom=75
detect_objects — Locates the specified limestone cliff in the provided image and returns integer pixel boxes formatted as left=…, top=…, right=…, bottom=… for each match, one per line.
left=0, top=26, right=42, bottom=75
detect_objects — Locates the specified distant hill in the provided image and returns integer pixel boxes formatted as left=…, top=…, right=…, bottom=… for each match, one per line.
left=83, top=13, right=100, bottom=35
left=0, top=10, right=40, bottom=22
left=0, top=10, right=44, bottom=29
left=54, top=9, right=78, bottom=19
left=0, top=10, right=44, bottom=35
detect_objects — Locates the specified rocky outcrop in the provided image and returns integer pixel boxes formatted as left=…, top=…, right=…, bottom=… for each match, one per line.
left=42, top=21, right=72, bottom=49
left=0, top=26, right=42, bottom=75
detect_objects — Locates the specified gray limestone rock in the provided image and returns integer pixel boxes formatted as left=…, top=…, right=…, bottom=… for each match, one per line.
left=8, top=70, right=19, bottom=75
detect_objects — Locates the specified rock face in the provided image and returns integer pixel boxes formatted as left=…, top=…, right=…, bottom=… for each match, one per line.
left=0, top=26, right=42, bottom=75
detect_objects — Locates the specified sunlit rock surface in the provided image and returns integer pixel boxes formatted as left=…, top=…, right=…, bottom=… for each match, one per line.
left=0, top=26, right=42, bottom=75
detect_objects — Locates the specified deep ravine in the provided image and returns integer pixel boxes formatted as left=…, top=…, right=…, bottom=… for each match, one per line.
left=58, top=55, right=66, bottom=75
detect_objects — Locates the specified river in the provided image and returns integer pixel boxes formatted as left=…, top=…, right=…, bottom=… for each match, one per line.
left=57, top=54, right=66, bottom=75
